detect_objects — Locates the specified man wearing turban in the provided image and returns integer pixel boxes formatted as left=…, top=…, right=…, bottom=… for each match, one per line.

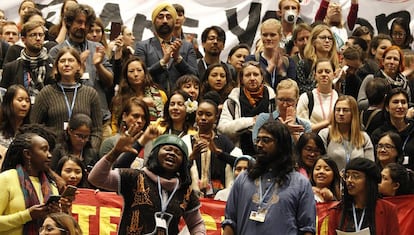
left=134, top=2, right=198, bottom=95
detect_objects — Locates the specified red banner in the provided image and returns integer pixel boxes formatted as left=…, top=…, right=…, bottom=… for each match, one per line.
left=72, top=189, right=414, bottom=235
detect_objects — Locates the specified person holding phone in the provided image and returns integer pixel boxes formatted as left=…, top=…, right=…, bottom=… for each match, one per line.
left=0, top=132, right=63, bottom=235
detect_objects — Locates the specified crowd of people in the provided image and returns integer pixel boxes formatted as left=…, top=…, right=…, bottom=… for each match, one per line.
left=1, top=0, right=414, bottom=234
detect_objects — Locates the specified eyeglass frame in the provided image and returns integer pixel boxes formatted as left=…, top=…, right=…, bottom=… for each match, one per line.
left=376, top=143, right=396, bottom=151
left=255, top=136, right=275, bottom=145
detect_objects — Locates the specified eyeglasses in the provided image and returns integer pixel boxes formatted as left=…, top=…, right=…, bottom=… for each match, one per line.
left=343, top=172, right=364, bottom=181
left=255, top=136, right=275, bottom=144
left=303, top=146, right=321, bottom=154
left=73, top=133, right=90, bottom=140
left=277, top=98, right=296, bottom=105
left=27, top=32, right=45, bottom=39
left=392, top=32, right=406, bottom=38
left=376, top=144, right=396, bottom=151
left=39, top=225, right=67, bottom=233
left=317, top=35, right=334, bottom=42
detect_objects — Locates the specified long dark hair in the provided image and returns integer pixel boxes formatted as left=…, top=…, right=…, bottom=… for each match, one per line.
left=248, top=121, right=294, bottom=186
left=162, top=90, right=195, bottom=134
left=296, top=132, right=326, bottom=176
left=0, top=85, right=30, bottom=138
left=56, top=155, right=89, bottom=188
left=146, top=145, right=192, bottom=189
left=310, top=156, right=341, bottom=200
left=384, top=163, right=414, bottom=196
left=65, top=113, right=93, bottom=151
left=340, top=158, right=380, bottom=235
left=376, top=131, right=404, bottom=169
left=201, top=63, right=234, bottom=104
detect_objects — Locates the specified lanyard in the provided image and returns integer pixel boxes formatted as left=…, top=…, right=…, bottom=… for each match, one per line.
left=352, top=204, right=366, bottom=232
left=157, top=176, right=179, bottom=213
left=316, top=89, right=333, bottom=120
left=402, top=135, right=410, bottom=156
left=258, top=176, right=275, bottom=209
left=58, top=83, right=79, bottom=120
left=343, top=141, right=352, bottom=164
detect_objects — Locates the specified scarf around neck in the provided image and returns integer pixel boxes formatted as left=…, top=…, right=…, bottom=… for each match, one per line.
left=20, top=47, right=48, bottom=88
left=16, top=164, right=53, bottom=235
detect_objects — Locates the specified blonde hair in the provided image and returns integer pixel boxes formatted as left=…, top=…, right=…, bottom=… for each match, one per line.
left=278, top=0, right=301, bottom=11
left=304, top=24, right=339, bottom=69
left=276, top=78, right=299, bottom=100
left=329, top=96, right=365, bottom=148
left=260, top=18, right=282, bottom=36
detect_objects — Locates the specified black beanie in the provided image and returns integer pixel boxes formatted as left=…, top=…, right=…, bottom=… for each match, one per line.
left=346, top=158, right=381, bottom=183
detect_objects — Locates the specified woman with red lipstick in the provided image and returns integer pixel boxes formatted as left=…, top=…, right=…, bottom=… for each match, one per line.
left=0, top=85, right=31, bottom=151
left=310, top=157, right=341, bottom=202
left=318, top=96, right=374, bottom=173
left=372, top=88, right=414, bottom=171
left=358, top=46, right=410, bottom=108
left=88, top=132, right=206, bottom=234
left=328, top=158, right=400, bottom=235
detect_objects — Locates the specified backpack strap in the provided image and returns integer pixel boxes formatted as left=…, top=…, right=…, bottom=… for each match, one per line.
left=306, top=91, right=314, bottom=119
left=226, top=99, right=236, bottom=119
left=365, top=109, right=381, bottom=131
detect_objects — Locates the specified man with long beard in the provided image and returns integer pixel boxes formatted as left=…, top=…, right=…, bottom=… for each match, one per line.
left=222, top=121, right=316, bottom=235
left=135, top=3, right=198, bottom=95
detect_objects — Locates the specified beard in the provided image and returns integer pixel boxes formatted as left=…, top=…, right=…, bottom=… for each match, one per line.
left=26, top=43, right=43, bottom=55
left=156, top=24, right=173, bottom=37
left=254, top=152, right=274, bottom=166
left=71, top=29, right=86, bottom=41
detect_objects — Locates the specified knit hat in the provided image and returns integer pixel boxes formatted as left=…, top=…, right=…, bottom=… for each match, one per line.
left=151, top=2, right=177, bottom=24
left=345, top=158, right=381, bottom=183
left=152, top=134, right=188, bottom=158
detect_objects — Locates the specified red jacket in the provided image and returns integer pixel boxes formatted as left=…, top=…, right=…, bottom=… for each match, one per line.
left=327, top=199, right=400, bottom=235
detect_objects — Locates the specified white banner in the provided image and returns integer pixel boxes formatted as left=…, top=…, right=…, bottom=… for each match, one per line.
left=2, top=0, right=413, bottom=58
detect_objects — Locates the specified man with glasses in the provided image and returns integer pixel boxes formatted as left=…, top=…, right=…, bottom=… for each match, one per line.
left=135, top=2, right=198, bottom=95
left=252, top=79, right=311, bottom=143
left=1, top=21, right=54, bottom=103
left=223, top=121, right=316, bottom=235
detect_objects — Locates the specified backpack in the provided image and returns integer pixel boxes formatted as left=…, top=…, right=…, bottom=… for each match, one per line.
left=360, top=109, right=381, bottom=131
left=306, top=91, right=314, bottom=119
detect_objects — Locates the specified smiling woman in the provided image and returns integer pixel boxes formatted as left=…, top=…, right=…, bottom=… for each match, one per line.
left=88, top=133, right=206, bottom=234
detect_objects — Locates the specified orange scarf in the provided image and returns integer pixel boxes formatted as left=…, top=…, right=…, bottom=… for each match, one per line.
left=243, top=85, right=264, bottom=107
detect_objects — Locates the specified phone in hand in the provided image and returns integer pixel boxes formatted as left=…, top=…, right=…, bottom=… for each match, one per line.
left=110, top=22, right=122, bottom=41
left=61, top=185, right=77, bottom=197
left=45, top=195, right=61, bottom=205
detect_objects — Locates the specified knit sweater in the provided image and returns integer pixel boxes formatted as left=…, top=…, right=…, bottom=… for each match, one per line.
left=30, top=83, right=103, bottom=151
